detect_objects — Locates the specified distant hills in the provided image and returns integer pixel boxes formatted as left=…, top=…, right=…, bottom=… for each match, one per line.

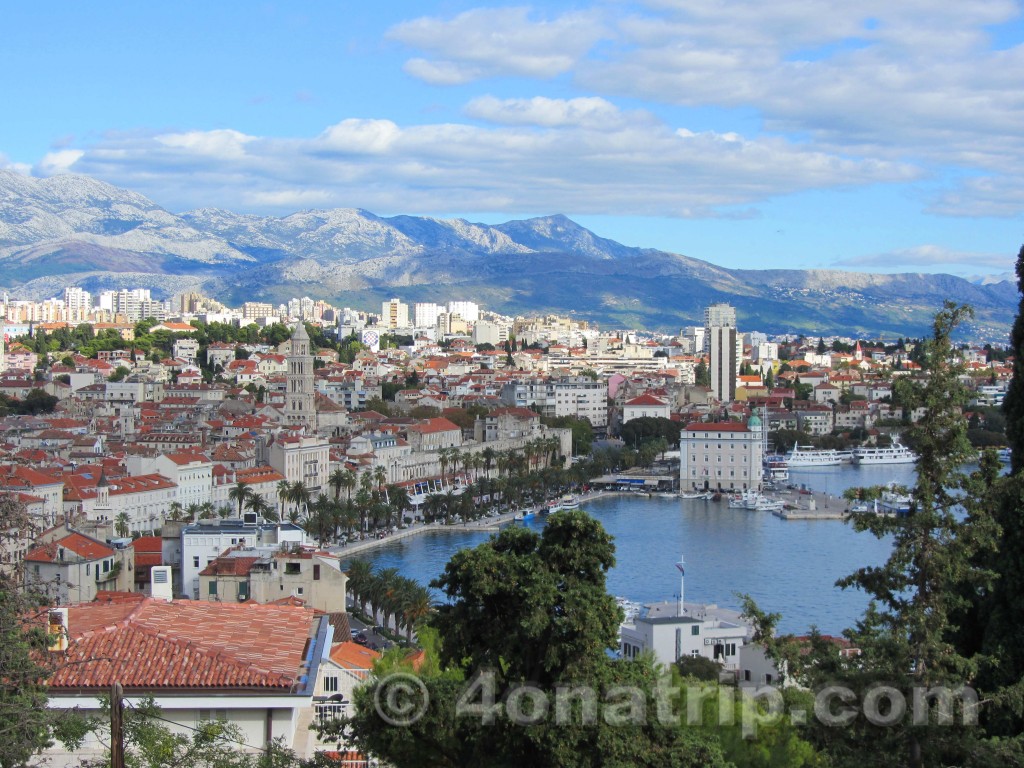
left=0, top=169, right=1016, bottom=340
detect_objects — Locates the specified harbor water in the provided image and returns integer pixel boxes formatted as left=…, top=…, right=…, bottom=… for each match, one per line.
left=350, top=464, right=917, bottom=635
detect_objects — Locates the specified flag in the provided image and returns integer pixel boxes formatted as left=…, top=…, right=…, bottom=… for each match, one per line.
left=676, top=563, right=685, bottom=576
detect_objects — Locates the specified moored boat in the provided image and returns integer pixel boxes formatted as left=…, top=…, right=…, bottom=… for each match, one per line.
left=785, top=446, right=848, bottom=467
left=853, top=440, right=917, bottom=465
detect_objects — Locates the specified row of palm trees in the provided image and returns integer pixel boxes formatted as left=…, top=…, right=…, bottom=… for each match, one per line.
left=434, top=437, right=564, bottom=488
left=346, top=559, right=433, bottom=642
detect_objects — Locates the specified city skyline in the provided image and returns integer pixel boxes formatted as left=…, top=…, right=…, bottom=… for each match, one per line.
left=2, top=2, right=1023, bottom=279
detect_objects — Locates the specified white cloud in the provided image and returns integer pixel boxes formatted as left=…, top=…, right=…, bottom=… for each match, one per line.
left=387, top=7, right=606, bottom=83
left=0, top=154, right=31, bottom=175
left=36, top=149, right=85, bottom=175
left=464, top=96, right=649, bottom=128
left=42, top=110, right=919, bottom=218
left=156, top=129, right=254, bottom=159
left=835, top=244, right=1014, bottom=272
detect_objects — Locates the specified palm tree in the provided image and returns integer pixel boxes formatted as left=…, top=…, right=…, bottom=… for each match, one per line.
left=167, top=502, right=184, bottom=522
left=245, top=493, right=276, bottom=523
left=185, top=503, right=201, bottom=522
left=347, top=559, right=374, bottom=615
left=401, top=585, right=433, bottom=642
left=369, top=567, right=400, bottom=629
left=340, top=501, right=359, bottom=538
left=328, top=467, right=351, bottom=501
left=438, top=447, right=452, bottom=489
left=276, top=480, right=291, bottom=519
left=423, top=493, right=445, bottom=523
left=387, top=484, right=411, bottom=525
left=373, top=465, right=388, bottom=501
left=199, top=501, right=215, bottom=520
left=482, top=446, right=496, bottom=478
left=114, top=511, right=130, bottom=538
left=228, top=481, right=254, bottom=518
left=287, top=481, right=311, bottom=523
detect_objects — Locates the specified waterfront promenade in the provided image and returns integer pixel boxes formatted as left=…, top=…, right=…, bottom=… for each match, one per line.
left=332, top=489, right=619, bottom=559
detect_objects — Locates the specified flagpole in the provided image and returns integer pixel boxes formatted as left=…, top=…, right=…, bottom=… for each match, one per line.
left=676, top=554, right=685, bottom=616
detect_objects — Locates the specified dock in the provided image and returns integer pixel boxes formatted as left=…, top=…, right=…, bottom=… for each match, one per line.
left=763, top=487, right=850, bottom=521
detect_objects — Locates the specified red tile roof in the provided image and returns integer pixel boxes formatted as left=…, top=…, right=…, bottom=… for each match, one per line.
left=51, top=598, right=317, bottom=691
left=26, top=532, right=114, bottom=563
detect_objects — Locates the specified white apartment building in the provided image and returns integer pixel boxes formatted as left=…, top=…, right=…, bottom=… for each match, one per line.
left=499, top=376, right=608, bottom=429
left=473, top=319, right=509, bottom=347
left=448, top=300, right=479, bottom=323
left=414, top=302, right=445, bottom=328
left=709, top=325, right=739, bottom=403
left=381, top=298, right=410, bottom=329
left=679, top=417, right=764, bottom=493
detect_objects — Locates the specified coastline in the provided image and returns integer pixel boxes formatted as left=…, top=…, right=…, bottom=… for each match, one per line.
left=333, top=488, right=624, bottom=559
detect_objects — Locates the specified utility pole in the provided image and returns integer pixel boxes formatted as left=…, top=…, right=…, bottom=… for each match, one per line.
left=111, top=681, right=124, bottom=768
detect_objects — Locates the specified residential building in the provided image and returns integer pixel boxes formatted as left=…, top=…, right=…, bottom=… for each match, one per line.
left=381, top=298, right=410, bottom=329
left=620, top=600, right=752, bottom=672
left=181, top=518, right=308, bottom=600
left=42, top=596, right=332, bottom=765
left=24, top=531, right=130, bottom=604
left=622, top=393, right=671, bottom=424
left=679, top=416, right=764, bottom=492
left=199, top=545, right=348, bottom=612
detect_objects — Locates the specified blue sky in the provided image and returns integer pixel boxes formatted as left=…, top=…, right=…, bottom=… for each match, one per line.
left=2, top=1, right=1024, bottom=277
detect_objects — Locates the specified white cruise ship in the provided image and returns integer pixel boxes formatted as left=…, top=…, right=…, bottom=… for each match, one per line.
left=853, top=441, right=918, bottom=465
left=785, top=445, right=848, bottom=467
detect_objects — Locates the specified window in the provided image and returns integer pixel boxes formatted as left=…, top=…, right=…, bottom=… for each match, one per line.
left=691, top=626, right=700, bottom=635
left=86, top=564, right=91, bottom=575
left=208, top=581, right=217, bottom=596
left=691, top=650, right=700, bottom=658
left=324, top=676, right=339, bottom=693
left=765, top=673, right=773, bottom=685
left=296, top=586, right=304, bottom=595
left=193, top=556, right=200, bottom=568
left=285, top=562, right=301, bottom=575
left=744, top=670, right=751, bottom=681
left=199, top=709, right=228, bottom=723
left=103, top=560, right=110, bottom=573
left=313, top=564, right=321, bottom=581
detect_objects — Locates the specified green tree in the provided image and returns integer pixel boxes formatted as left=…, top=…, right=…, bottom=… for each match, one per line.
left=0, top=496, right=91, bottom=766
left=694, top=359, right=711, bottom=387
left=330, top=511, right=731, bottom=767
left=832, top=303, right=997, bottom=767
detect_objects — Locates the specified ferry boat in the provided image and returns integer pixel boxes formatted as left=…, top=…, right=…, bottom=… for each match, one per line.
left=785, top=445, right=847, bottom=467
left=852, top=441, right=918, bottom=465
left=998, top=447, right=1012, bottom=463
left=559, top=494, right=581, bottom=510
left=763, top=454, right=789, bottom=482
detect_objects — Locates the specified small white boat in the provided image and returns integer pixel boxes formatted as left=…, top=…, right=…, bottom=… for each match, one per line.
left=754, top=498, right=785, bottom=512
left=560, top=495, right=580, bottom=510
left=679, top=491, right=705, bottom=499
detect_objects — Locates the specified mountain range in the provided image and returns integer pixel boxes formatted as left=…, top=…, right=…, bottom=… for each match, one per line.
left=0, top=169, right=1016, bottom=341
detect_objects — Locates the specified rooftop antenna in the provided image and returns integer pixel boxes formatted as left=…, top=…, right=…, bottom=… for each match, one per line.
left=676, top=554, right=686, bottom=616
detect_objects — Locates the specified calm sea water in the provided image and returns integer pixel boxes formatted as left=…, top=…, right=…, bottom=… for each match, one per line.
left=350, top=464, right=918, bottom=635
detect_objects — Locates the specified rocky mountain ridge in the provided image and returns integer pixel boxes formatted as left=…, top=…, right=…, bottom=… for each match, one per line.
left=0, top=170, right=1014, bottom=340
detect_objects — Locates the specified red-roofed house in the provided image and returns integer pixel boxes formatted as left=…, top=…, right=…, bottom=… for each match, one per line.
left=25, top=531, right=129, bottom=603
left=42, top=598, right=332, bottom=763
left=622, top=393, right=671, bottom=424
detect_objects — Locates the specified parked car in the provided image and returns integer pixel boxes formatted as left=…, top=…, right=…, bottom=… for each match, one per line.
left=354, top=633, right=368, bottom=645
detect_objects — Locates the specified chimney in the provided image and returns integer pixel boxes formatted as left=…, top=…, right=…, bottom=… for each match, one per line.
left=47, top=607, right=69, bottom=652
left=150, top=566, right=173, bottom=601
